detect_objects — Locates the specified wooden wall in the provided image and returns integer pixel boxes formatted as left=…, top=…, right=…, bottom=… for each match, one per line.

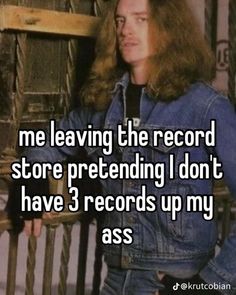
left=0, top=0, right=96, bottom=155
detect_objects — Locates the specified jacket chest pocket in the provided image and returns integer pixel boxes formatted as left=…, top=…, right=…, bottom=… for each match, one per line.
left=142, top=138, right=180, bottom=180
left=142, top=126, right=195, bottom=179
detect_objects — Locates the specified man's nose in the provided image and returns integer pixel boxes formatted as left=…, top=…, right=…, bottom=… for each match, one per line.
left=121, top=20, right=133, bottom=36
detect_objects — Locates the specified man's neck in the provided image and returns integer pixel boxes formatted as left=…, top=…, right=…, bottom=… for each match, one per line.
left=129, top=63, right=149, bottom=85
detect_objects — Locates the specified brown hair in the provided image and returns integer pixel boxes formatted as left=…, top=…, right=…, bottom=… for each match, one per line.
left=81, top=0, right=215, bottom=111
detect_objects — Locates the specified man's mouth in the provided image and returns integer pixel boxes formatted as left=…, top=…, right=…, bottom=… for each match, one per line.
left=120, top=41, right=139, bottom=48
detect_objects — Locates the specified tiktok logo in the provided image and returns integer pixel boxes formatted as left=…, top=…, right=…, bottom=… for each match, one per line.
left=173, top=283, right=180, bottom=291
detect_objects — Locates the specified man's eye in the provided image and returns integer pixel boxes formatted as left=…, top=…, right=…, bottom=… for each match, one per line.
left=115, top=18, right=124, bottom=26
left=137, top=17, right=147, bottom=23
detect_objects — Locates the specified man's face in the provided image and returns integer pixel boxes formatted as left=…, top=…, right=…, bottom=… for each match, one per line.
left=115, top=0, right=155, bottom=68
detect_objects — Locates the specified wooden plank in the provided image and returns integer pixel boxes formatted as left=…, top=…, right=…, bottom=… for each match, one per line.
left=0, top=5, right=100, bottom=37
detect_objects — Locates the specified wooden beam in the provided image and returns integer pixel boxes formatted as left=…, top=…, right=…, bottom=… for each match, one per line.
left=0, top=5, right=100, bottom=37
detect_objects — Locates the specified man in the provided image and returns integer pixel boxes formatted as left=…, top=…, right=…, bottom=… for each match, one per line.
left=8, top=0, right=236, bottom=294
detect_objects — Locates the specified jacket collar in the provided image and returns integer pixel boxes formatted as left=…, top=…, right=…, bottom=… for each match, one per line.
left=111, top=72, right=130, bottom=94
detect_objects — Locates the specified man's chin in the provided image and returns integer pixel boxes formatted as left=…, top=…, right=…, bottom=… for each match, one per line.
left=121, top=57, right=148, bottom=68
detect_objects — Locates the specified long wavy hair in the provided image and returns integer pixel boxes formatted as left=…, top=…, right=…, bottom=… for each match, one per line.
left=81, top=0, right=215, bottom=111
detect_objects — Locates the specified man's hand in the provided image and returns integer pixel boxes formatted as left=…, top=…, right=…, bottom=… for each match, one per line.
left=6, top=176, right=50, bottom=235
left=24, top=219, right=42, bottom=237
left=23, top=212, right=55, bottom=237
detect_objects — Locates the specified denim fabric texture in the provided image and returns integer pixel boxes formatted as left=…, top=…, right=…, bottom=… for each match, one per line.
left=24, top=74, right=236, bottom=294
left=100, top=267, right=163, bottom=295
left=100, top=267, right=223, bottom=295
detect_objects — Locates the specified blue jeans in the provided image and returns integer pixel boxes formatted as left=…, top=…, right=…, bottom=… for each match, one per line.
left=100, top=267, right=164, bottom=295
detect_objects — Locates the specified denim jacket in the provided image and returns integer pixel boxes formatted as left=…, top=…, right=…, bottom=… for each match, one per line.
left=25, top=74, right=236, bottom=294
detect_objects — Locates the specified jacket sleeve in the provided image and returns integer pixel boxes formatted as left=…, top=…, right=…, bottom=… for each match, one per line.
left=6, top=107, right=104, bottom=228
left=199, top=94, right=236, bottom=295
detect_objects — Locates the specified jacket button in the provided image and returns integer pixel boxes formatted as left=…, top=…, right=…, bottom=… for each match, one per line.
left=128, top=180, right=134, bottom=187
left=121, top=256, right=131, bottom=267
left=125, top=180, right=133, bottom=188
left=127, top=216, right=135, bottom=223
